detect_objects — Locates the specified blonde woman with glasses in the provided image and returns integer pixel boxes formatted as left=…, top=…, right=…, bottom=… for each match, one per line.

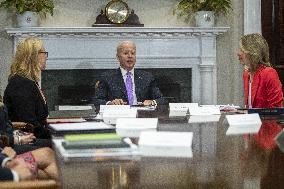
left=237, top=33, right=283, bottom=108
left=4, top=37, right=50, bottom=139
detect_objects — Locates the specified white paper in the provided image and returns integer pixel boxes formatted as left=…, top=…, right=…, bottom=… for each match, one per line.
left=102, top=108, right=137, bottom=125
left=226, top=113, right=262, bottom=135
left=58, top=105, right=93, bottom=111
left=130, top=106, right=157, bottom=111
left=116, top=118, right=158, bottom=137
left=49, top=122, right=115, bottom=131
left=138, top=131, right=193, bottom=157
left=169, top=103, right=199, bottom=109
left=189, top=106, right=221, bottom=115
left=188, top=115, right=221, bottom=123
left=100, top=105, right=130, bottom=114
left=169, top=109, right=188, bottom=117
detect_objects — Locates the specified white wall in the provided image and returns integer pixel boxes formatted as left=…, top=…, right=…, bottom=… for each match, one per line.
left=0, top=0, right=244, bottom=105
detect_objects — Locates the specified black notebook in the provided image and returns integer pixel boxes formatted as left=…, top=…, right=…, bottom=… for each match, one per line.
left=247, top=108, right=284, bottom=115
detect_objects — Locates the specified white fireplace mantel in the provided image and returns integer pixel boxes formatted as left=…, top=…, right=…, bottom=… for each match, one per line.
left=6, top=27, right=229, bottom=105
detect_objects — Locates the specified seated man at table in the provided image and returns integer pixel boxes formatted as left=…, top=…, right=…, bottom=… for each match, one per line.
left=92, top=41, right=167, bottom=106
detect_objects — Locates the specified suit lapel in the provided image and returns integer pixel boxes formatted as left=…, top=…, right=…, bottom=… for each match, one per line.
left=116, top=68, right=128, bottom=99
left=134, top=71, right=143, bottom=100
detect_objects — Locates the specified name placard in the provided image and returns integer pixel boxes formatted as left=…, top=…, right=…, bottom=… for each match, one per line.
left=188, top=115, right=221, bottom=123
left=138, top=131, right=193, bottom=157
left=100, top=105, right=130, bottom=114
left=169, top=103, right=198, bottom=117
left=58, top=105, right=93, bottom=111
left=226, top=113, right=262, bottom=135
left=189, top=106, right=221, bottom=115
left=102, top=108, right=137, bottom=125
left=169, top=103, right=199, bottom=109
left=116, top=118, right=158, bottom=137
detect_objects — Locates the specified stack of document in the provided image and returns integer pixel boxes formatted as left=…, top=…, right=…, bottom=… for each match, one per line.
left=55, top=133, right=138, bottom=160
left=48, top=121, right=115, bottom=135
left=62, top=133, right=129, bottom=149
left=49, top=105, right=96, bottom=118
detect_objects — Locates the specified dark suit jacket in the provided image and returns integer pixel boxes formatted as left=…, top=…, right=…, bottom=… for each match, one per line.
left=92, top=69, right=167, bottom=105
left=4, top=75, right=50, bottom=139
left=0, top=153, right=13, bottom=181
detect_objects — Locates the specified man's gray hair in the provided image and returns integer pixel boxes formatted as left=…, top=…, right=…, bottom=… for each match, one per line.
left=116, top=41, right=136, bottom=55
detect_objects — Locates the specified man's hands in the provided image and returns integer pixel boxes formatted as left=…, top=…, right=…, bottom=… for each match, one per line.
left=20, top=133, right=36, bottom=144
left=2, top=147, right=33, bottom=181
left=9, top=158, right=33, bottom=181
left=107, top=99, right=155, bottom=106
left=108, top=99, right=127, bottom=105
left=142, top=100, right=155, bottom=106
left=2, top=147, right=16, bottom=159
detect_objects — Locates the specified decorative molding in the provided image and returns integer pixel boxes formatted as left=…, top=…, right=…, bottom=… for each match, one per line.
left=6, top=27, right=229, bottom=105
left=6, top=27, right=229, bottom=38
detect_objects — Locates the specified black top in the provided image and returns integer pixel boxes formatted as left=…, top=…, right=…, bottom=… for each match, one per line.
left=4, top=75, right=50, bottom=139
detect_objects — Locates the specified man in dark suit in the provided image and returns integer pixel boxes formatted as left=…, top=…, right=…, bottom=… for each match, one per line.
left=92, top=41, right=166, bottom=106
left=0, top=152, right=32, bottom=181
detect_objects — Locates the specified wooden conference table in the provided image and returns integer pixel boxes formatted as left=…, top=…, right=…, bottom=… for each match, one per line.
left=52, top=105, right=284, bottom=189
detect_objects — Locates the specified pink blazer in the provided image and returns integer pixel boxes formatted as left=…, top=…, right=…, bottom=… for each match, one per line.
left=243, top=64, right=283, bottom=108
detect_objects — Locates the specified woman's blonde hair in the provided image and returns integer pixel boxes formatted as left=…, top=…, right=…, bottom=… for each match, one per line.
left=9, top=37, right=44, bottom=82
left=240, top=33, right=271, bottom=73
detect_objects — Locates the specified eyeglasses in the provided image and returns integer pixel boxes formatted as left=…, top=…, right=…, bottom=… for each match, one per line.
left=39, top=51, right=48, bottom=57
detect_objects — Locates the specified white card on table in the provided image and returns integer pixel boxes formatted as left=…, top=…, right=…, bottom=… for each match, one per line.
left=189, top=106, right=221, bottom=115
left=226, top=113, right=262, bottom=135
left=188, top=115, right=221, bottom=123
left=169, top=103, right=199, bottom=109
left=116, top=118, right=158, bottom=137
left=138, top=131, right=193, bottom=157
left=102, top=108, right=137, bottom=125
left=58, top=105, right=93, bottom=111
left=169, top=103, right=198, bottom=117
left=100, top=105, right=130, bottom=114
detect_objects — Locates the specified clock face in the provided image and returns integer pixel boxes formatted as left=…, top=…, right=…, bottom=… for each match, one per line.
left=105, top=0, right=130, bottom=24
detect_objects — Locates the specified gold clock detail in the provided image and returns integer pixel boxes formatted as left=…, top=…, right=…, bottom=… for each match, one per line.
left=105, top=0, right=130, bottom=24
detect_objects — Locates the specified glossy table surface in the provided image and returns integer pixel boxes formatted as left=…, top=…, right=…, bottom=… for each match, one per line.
left=53, top=106, right=284, bottom=189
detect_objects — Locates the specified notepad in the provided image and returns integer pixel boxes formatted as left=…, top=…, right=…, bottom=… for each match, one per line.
left=49, top=122, right=115, bottom=132
left=64, top=133, right=121, bottom=141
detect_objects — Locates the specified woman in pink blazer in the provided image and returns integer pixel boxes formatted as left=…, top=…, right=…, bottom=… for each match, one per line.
left=238, top=33, right=283, bottom=108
